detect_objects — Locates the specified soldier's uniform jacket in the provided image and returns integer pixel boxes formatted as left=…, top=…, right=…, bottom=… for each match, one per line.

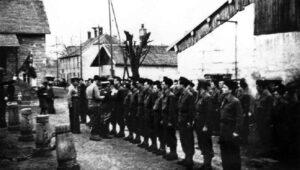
left=237, top=88, right=251, bottom=115
left=123, top=89, right=132, bottom=116
left=178, top=88, right=195, bottom=126
left=153, top=92, right=163, bottom=117
left=86, top=83, right=102, bottom=107
left=161, top=89, right=177, bottom=125
left=144, top=89, right=155, bottom=115
left=130, top=89, right=139, bottom=116
left=220, top=94, right=243, bottom=140
left=194, top=91, right=214, bottom=131
left=137, top=88, right=145, bottom=116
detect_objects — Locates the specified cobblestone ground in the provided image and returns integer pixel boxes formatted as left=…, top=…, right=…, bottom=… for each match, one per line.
left=1, top=87, right=295, bottom=170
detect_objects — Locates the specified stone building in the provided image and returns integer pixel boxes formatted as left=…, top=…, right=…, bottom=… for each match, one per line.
left=0, top=0, right=50, bottom=85
left=168, top=0, right=300, bottom=91
left=59, top=30, right=178, bottom=81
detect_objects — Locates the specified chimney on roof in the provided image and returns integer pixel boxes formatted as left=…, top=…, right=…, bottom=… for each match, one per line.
left=98, top=27, right=103, bottom=36
left=92, top=27, right=98, bottom=37
left=87, top=31, right=91, bottom=39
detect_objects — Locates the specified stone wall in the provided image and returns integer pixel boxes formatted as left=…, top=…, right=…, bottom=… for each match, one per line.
left=16, top=34, right=47, bottom=85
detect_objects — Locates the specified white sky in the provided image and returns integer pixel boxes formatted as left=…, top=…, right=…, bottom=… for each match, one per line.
left=44, top=0, right=226, bottom=58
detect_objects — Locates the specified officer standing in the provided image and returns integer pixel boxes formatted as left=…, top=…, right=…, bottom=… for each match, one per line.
left=219, top=80, right=243, bottom=170
left=161, top=77, right=178, bottom=161
left=99, top=77, right=112, bottom=139
left=177, top=77, right=194, bottom=167
left=123, top=82, right=134, bottom=141
left=255, top=80, right=273, bottom=153
left=194, top=80, right=214, bottom=170
left=114, top=76, right=127, bottom=138
left=134, top=78, right=145, bottom=145
left=67, top=78, right=80, bottom=133
left=86, top=75, right=104, bottom=141
left=130, top=80, right=140, bottom=144
left=37, top=82, right=49, bottom=115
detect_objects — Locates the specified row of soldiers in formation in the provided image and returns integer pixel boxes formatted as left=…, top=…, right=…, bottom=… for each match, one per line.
left=67, top=75, right=300, bottom=170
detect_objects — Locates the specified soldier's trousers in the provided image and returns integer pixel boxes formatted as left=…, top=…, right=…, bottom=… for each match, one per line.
left=116, top=108, right=125, bottom=134
left=179, top=125, right=194, bottom=158
left=220, top=138, right=241, bottom=170
left=163, top=124, right=177, bottom=149
left=88, top=106, right=101, bottom=135
left=80, top=99, right=87, bottom=123
left=195, top=129, right=213, bottom=165
left=137, top=106, right=144, bottom=137
left=69, top=106, right=80, bottom=133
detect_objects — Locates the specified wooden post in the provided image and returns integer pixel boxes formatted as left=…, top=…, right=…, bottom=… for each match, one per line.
left=19, top=108, right=34, bottom=141
left=7, top=102, right=19, bottom=131
left=55, top=125, right=80, bottom=170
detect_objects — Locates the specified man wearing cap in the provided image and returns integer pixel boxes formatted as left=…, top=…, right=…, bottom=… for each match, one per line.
left=67, top=78, right=80, bottom=133
left=177, top=77, right=195, bottom=166
left=37, top=81, right=49, bottom=115
left=129, top=80, right=140, bottom=143
left=86, top=76, right=105, bottom=141
left=47, top=81, right=56, bottom=114
left=219, top=80, right=243, bottom=170
left=194, top=80, right=214, bottom=170
left=255, top=80, right=274, bottom=153
left=114, top=76, right=127, bottom=138
left=133, top=78, right=145, bottom=144
left=161, top=76, right=178, bottom=160
left=140, top=78, right=154, bottom=150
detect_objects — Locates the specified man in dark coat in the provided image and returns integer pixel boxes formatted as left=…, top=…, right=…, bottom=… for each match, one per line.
left=255, top=80, right=274, bottom=153
left=78, top=78, right=87, bottom=123
left=37, top=82, right=48, bottom=115
left=133, top=78, right=145, bottom=144
left=193, top=80, right=214, bottom=170
left=123, top=82, right=133, bottom=141
left=130, top=81, right=140, bottom=143
left=177, top=77, right=194, bottom=167
left=47, top=81, right=56, bottom=114
left=114, top=76, right=127, bottom=138
left=161, top=76, right=178, bottom=161
left=219, top=80, right=243, bottom=170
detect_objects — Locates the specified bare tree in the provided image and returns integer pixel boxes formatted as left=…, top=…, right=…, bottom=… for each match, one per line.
left=123, top=28, right=151, bottom=79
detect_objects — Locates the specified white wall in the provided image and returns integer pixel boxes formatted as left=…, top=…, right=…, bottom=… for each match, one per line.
left=177, top=3, right=300, bottom=93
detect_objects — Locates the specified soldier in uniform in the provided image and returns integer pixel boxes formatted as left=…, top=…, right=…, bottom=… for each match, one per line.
left=177, top=77, right=194, bottom=167
left=78, top=78, right=87, bottom=123
left=134, top=78, right=145, bottom=145
left=47, top=81, right=56, bottom=114
left=37, top=81, right=49, bottom=115
left=67, top=78, right=80, bottom=133
left=123, top=82, right=134, bottom=141
left=151, top=80, right=163, bottom=154
left=193, top=80, right=214, bottom=170
left=219, top=80, right=243, bottom=170
left=255, top=80, right=273, bottom=153
left=236, top=78, right=251, bottom=144
left=209, top=80, right=221, bottom=135
left=114, top=76, right=127, bottom=138
left=86, top=75, right=104, bottom=141
left=161, top=77, right=178, bottom=161
left=99, top=77, right=113, bottom=139
left=130, top=80, right=140, bottom=144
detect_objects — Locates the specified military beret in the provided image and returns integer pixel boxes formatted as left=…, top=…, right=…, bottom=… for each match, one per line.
left=240, top=78, right=248, bottom=88
left=153, top=80, right=162, bottom=89
left=256, top=80, right=267, bottom=88
left=179, top=77, right=190, bottom=87
left=163, top=77, right=173, bottom=87
left=197, top=79, right=210, bottom=90
left=71, top=77, right=80, bottom=83
left=144, top=78, right=153, bottom=85
left=275, top=84, right=287, bottom=95
left=93, top=75, right=100, bottom=81
left=224, top=80, right=236, bottom=90
left=114, top=76, right=121, bottom=81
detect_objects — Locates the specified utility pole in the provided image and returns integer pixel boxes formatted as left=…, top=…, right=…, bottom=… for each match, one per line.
left=55, top=36, right=59, bottom=81
left=108, top=0, right=114, bottom=77
left=80, top=33, right=83, bottom=79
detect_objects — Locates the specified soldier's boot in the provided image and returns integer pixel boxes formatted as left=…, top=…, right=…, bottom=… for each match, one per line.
left=138, top=137, right=149, bottom=148
left=132, top=134, right=141, bottom=144
left=124, top=132, right=133, bottom=141
left=102, top=124, right=113, bottom=139
left=165, top=146, right=178, bottom=161
left=116, top=125, right=125, bottom=138
left=109, top=123, right=117, bottom=136
left=184, top=155, right=194, bottom=169
left=90, top=134, right=102, bottom=141
left=156, top=144, right=166, bottom=156
left=149, top=137, right=158, bottom=153
left=200, top=155, right=212, bottom=170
